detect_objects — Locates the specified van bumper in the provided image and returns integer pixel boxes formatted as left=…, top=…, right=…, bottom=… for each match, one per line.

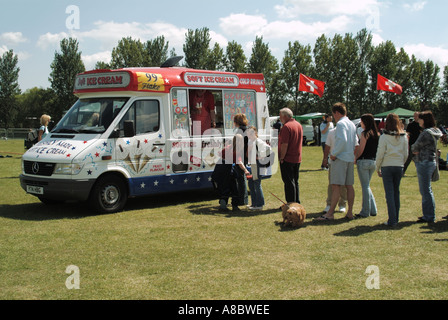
left=20, top=174, right=95, bottom=201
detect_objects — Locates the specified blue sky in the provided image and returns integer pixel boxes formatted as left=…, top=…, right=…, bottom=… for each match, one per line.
left=1, top=0, right=447, bottom=91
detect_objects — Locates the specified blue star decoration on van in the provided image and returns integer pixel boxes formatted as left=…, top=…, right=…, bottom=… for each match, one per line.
left=158, top=133, right=163, bottom=139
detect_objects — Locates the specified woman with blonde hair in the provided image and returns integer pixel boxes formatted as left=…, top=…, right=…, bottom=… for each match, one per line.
left=375, top=113, right=408, bottom=227
left=38, top=114, right=51, bottom=141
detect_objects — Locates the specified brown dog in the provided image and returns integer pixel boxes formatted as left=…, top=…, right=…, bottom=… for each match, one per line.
left=281, top=202, right=306, bottom=228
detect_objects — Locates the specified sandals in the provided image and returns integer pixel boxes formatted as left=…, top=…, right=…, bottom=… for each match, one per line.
left=315, top=215, right=334, bottom=221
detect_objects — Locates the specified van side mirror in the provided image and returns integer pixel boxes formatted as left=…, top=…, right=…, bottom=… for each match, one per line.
left=124, top=120, right=135, bottom=137
left=109, top=128, right=120, bottom=139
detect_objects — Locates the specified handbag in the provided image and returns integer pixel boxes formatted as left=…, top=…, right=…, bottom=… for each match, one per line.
left=432, top=135, right=440, bottom=182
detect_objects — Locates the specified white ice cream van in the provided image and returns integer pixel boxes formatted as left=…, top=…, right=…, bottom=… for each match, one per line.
left=20, top=58, right=273, bottom=213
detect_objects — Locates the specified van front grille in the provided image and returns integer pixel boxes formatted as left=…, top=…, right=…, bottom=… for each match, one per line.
left=24, top=161, right=55, bottom=176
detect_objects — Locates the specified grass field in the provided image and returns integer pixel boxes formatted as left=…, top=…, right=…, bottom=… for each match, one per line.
left=1, top=139, right=448, bottom=300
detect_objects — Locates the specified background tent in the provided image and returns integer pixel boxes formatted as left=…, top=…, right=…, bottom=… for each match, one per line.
left=374, top=108, right=415, bottom=118
left=293, top=112, right=325, bottom=121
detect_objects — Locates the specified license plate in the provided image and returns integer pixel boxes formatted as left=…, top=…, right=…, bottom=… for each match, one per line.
left=26, top=185, right=44, bottom=195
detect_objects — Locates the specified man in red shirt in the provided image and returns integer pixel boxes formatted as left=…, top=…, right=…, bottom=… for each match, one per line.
left=278, top=108, right=303, bottom=203
left=189, top=89, right=216, bottom=135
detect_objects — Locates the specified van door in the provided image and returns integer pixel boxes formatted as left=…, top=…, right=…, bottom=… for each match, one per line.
left=115, top=98, right=165, bottom=196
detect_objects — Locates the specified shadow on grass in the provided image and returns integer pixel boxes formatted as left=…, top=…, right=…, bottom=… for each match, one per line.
left=333, top=221, right=416, bottom=237
left=187, top=202, right=280, bottom=218
left=0, top=202, right=96, bottom=221
left=333, top=219, right=448, bottom=238
left=0, top=189, right=219, bottom=221
left=419, top=220, right=448, bottom=241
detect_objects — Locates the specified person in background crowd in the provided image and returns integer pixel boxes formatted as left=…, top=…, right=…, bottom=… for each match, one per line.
left=375, top=113, right=408, bottom=227
left=246, top=126, right=271, bottom=210
left=211, top=134, right=250, bottom=212
left=273, top=118, right=282, bottom=135
left=320, top=114, right=334, bottom=170
left=378, top=118, right=385, bottom=133
left=38, top=114, right=51, bottom=141
left=411, top=111, right=443, bottom=223
left=233, top=114, right=250, bottom=208
left=403, top=112, right=422, bottom=176
left=278, top=107, right=303, bottom=204
left=316, top=102, right=358, bottom=221
left=355, top=114, right=380, bottom=219
left=322, top=127, right=347, bottom=214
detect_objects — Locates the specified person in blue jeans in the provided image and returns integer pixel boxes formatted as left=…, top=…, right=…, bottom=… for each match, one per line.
left=375, top=113, right=408, bottom=227
left=246, top=127, right=271, bottom=210
left=411, top=111, right=443, bottom=223
left=355, top=114, right=380, bottom=218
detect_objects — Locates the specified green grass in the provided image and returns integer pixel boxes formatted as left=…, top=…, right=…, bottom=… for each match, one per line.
left=1, top=139, right=448, bottom=300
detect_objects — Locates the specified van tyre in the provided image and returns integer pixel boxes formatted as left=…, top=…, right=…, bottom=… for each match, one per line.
left=90, top=175, right=128, bottom=213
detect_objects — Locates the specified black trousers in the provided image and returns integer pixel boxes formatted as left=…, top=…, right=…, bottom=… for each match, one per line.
left=211, top=164, right=247, bottom=206
left=280, top=161, right=301, bottom=203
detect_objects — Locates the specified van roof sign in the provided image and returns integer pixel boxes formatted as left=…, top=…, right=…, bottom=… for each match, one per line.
left=74, top=67, right=266, bottom=94
left=184, top=72, right=239, bottom=87
left=75, top=71, right=131, bottom=91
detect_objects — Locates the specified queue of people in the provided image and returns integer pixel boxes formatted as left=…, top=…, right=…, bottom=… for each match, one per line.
left=213, top=105, right=445, bottom=226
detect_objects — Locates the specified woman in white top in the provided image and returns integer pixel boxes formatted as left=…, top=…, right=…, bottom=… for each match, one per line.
left=38, top=114, right=51, bottom=141
left=375, top=113, right=408, bottom=227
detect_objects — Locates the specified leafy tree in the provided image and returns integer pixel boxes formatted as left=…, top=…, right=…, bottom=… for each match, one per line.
left=368, top=40, right=397, bottom=114
left=225, top=41, right=247, bottom=73
left=0, top=50, right=20, bottom=128
left=281, top=41, right=313, bottom=115
left=49, top=37, right=85, bottom=121
left=183, top=28, right=211, bottom=69
left=247, top=36, right=279, bottom=103
left=313, top=34, right=333, bottom=112
left=435, top=65, right=448, bottom=125
left=390, top=47, right=412, bottom=110
left=16, top=87, right=57, bottom=128
left=205, top=43, right=225, bottom=71
left=144, top=36, right=169, bottom=67
left=94, top=61, right=111, bottom=70
left=110, top=37, right=145, bottom=69
left=350, top=29, right=374, bottom=118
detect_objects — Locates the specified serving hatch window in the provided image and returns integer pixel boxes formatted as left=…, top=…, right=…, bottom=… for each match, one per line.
left=223, top=90, right=257, bottom=131
left=171, top=88, right=256, bottom=137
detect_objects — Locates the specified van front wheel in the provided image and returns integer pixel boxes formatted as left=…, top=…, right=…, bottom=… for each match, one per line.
left=90, top=175, right=128, bottom=213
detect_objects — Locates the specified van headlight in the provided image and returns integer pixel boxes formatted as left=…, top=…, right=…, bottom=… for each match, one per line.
left=53, top=163, right=84, bottom=175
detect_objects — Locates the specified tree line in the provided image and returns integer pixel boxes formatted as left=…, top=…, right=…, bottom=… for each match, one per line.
left=1, top=27, right=448, bottom=129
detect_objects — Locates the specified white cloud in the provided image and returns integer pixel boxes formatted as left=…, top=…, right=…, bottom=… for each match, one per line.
left=0, top=44, right=30, bottom=61
left=274, top=0, right=380, bottom=18
left=219, top=12, right=351, bottom=42
left=219, top=14, right=268, bottom=36
left=404, top=43, right=448, bottom=68
left=371, top=32, right=385, bottom=46
left=0, top=45, right=8, bottom=55
left=82, top=51, right=111, bottom=70
left=260, top=15, right=351, bottom=40
left=37, top=32, right=69, bottom=50
left=403, top=1, right=427, bottom=12
left=0, top=32, right=28, bottom=45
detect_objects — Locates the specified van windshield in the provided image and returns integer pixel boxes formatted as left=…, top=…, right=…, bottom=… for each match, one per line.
left=53, top=98, right=129, bottom=134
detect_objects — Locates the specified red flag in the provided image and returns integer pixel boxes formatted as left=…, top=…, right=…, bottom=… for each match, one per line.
left=299, top=74, right=325, bottom=98
left=377, top=74, right=402, bottom=95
